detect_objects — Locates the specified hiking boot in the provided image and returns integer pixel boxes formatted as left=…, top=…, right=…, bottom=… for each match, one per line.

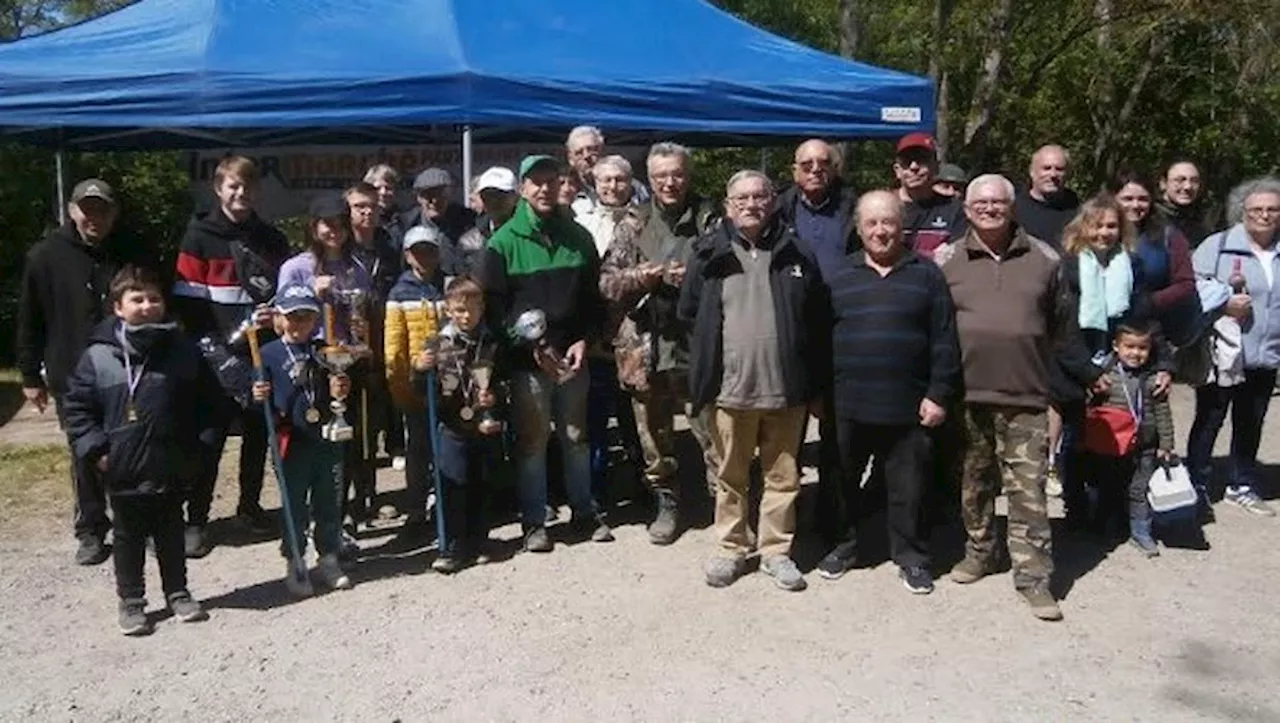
left=1225, top=488, right=1276, bottom=517
left=184, top=525, right=211, bottom=559
left=571, top=514, right=615, bottom=543
left=317, top=554, right=352, bottom=590
left=899, top=565, right=934, bottom=595
left=117, top=598, right=151, bottom=636
left=1019, top=586, right=1063, bottom=621
left=236, top=505, right=274, bottom=534
left=167, top=591, right=208, bottom=622
left=816, top=538, right=858, bottom=581
left=703, top=555, right=745, bottom=588
left=284, top=561, right=314, bottom=597
left=648, top=491, right=679, bottom=546
left=523, top=526, right=553, bottom=553
left=75, top=535, right=109, bottom=566
left=949, top=556, right=993, bottom=585
left=761, top=555, right=808, bottom=592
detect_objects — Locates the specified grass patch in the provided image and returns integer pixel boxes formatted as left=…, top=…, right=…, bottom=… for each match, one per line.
left=0, top=368, right=19, bottom=384
left=0, top=444, right=72, bottom=525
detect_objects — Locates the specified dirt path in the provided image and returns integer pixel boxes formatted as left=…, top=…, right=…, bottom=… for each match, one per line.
left=1, top=388, right=1279, bottom=721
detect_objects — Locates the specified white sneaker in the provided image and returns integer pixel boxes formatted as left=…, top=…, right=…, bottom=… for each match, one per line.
left=318, top=554, right=353, bottom=590
left=284, top=561, right=314, bottom=597
left=391, top=456, right=407, bottom=471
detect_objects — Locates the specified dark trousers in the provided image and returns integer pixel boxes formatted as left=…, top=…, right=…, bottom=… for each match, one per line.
left=1056, top=399, right=1088, bottom=521
left=587, top=357, right=639, bottom=502
left=343, top=377, right=378, bottom=521
left=436, top=426, right=497, bottom=554
left=189, top=401, right=267, bottom=526
left=110, top=493, right=187, bottom=601
left=403, top=406, right=434, bottom=519
left=1188, top=369, right=1278, bottom=498
left=55, top=396, right=110, bottom=540
left=835, top=419, right=932, bottom=568
left=1079, top=449, right=1157, bottom=527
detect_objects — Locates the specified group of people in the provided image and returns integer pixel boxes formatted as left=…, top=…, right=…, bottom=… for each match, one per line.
left=15, top=124, right=1280, bottom=635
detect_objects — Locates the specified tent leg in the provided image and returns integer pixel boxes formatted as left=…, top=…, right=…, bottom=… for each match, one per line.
left=758, top=147, right=769, bottom=173
left=461, top=125, right=473, bottom=203
left=55, top=150, right=67, bottom=225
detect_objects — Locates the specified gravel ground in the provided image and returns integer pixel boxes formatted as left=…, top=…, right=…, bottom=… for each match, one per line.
left=1, top=386, right=1279, bottom=722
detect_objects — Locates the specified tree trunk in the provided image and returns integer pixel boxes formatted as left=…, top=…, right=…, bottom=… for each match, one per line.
left=929, top=0, right=955, bottom=160
left=1092, top=31, right=1169, bottom=175
left=838, top=0, right=860, bottom=58
left=961, top=0, right=1015, bottom=166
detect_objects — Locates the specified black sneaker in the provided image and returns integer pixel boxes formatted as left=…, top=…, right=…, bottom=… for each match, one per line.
left=816, top=539, right=857, bottom=580
left=899, top=565, right=934, bottom=595
left=431, top=554, right=466, bottom=574
left=118, top=598, right=151, bottom=636
left=184, top=525, right=211, bottom=559
left=236, top=505, right=274, bottom=534
left=167, top=591, right=209, bottom=622
left=523, top=526, right=552, bottom=553
left=75, top=535, right=110, bottom=566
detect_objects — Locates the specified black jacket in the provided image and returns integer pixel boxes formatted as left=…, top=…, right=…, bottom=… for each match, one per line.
left=400, top=203, right=478, bottom=247
left=1154, top=199, right=1211, bottom=248
left=16, top=224, right=153, bottom=396
left=1014, top=188, right=1080, bottom=248
left=62, top=319, right=221, bottom=495
left=677, top=220, right=831, bottom=413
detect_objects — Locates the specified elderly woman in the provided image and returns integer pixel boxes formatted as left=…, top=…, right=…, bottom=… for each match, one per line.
left=578, top=155, right=637, bottom=256
left=1188, top=176, right=1280, bottom=518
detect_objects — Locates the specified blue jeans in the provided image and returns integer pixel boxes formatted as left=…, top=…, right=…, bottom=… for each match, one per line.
left=510, top=369, right=595, bottom=528
left=1187, top=368, right=1277, bottom=498
left=587, top=357, right=639, bottom=500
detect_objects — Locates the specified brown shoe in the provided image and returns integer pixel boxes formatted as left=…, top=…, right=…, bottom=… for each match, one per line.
left=949, top=556, right=992, bottom=584
left=1020, top=586, right=1063, bottom=621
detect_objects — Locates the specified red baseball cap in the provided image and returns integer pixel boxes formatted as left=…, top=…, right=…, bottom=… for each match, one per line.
left=896, top=133, right=937, bottom=155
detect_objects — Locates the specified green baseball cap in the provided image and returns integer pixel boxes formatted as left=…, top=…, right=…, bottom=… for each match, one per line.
left=518, top=154, right=562, bottom=180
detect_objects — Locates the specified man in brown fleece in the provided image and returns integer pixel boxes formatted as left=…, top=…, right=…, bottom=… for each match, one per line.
left=934, top=173, right=1101, bottom=622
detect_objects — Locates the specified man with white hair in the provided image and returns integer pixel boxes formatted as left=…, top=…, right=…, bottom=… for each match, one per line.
left=565, top=125, right=649, bottom=216
left=680, top=169, right=829, bottom=592
left=934, top=174, right=1097, bottom=621
left=599, top=142, right=721, bottom=545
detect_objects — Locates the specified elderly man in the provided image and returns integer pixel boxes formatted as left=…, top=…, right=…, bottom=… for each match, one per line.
left=817, top=190, right=961, bottom=594
left=17, top=179, right=155, bottom=565
left=599, top=142, right=721, bottom=545
left=1013, top=144, right=1080, bottom=247
left=894, top=133, right=966, bottom=259
left=680, top=170, right=829, bottom=592
left=934, top=174, right=1096, bottom=621
left=449, top=166, right=519, bottom=279
left=480, top=155, right=612, bottom=552
left=401, top=167, right=478, bottom=248
left=934, top=164, right=969, bottom=199
left=565, top=125, right=649, bottom=216
left=1157, top=159, right=1211, bottom=247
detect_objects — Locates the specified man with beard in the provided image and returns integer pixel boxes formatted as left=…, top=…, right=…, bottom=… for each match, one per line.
left=1014, top=144, right=1080, bottom=247
left=894, top=133, right=966, bottom=259
left=449, top=166, right=519, bottom=279
left=1156, top=159, right=1211, bottom=247
left=172, top=156, right=290, bottom=557
left=18, top=179, right=155, bottom=565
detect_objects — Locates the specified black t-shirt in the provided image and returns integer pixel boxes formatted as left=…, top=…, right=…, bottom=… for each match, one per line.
left=903, top=193, right=966, bottom=259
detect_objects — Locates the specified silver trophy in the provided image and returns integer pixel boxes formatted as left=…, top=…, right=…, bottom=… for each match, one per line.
left=470, top=360, right=502, bottom=434
left=316, top=298, right=370, bottom=443
left=513, top=309, right=574, bottom=383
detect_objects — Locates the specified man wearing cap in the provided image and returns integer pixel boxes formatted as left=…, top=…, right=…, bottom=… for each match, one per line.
left=480, top=154, right=613, bottom=552
left=934, top=164, right=969, bottom=199
left=385, top=225, right=448, bottom=532
left=17, top=177, right=156, bottom=564
left=172, top=155, right=291, bottom=557
left=400, top=167, right=477, bottom=250
left=449, top=166, right=519, bottom=279
left=1013, top=144, right=1080, bottom=247
left=894, top=133, right=966, bottom=260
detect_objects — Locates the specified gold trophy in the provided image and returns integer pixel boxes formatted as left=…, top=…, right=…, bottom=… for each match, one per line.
left=317, top=291, right=370, bottom=443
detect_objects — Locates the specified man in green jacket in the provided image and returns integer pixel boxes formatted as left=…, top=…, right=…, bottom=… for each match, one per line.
left=480, top=155, right=613, bottom=552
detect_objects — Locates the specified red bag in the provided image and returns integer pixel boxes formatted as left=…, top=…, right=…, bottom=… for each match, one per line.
left=1082, top=406, right=1137, bottom=457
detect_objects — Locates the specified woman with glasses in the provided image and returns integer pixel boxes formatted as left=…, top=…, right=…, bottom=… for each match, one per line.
left=1188, top=177, right=1280, bottom=518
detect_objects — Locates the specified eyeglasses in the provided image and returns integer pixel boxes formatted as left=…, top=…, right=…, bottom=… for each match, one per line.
left=968, top=199, right=1011, bottom=210
left=1245, top=207, right=1280, bottom=218
left=650, top=171, right=687, bottom=183
left=796, top=159, right=831, bottom=172
left=728, top=192, right=772, bottom=207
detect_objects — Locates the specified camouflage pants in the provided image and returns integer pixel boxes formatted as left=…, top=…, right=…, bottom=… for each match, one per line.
left=629, top=371, right=720, bottom=497
left=960, top=404, right=1053, bottom=589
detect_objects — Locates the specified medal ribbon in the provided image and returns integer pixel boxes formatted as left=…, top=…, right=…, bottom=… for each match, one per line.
left=284, top=343, right=318, bottom=415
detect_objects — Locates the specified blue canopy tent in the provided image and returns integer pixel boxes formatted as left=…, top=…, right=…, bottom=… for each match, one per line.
left=0, top=0, right=933, bottom=208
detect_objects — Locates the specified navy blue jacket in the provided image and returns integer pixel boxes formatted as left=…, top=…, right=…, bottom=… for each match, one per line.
left=259, top=337, right=341, bottom=446
left=62, top=318, right=220, bottom=496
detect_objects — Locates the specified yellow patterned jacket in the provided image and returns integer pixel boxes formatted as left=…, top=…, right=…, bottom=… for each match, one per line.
left=384, top=269, right=445, bottom=411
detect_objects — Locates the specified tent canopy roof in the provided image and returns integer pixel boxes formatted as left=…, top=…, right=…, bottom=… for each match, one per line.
left=0, top=0, right=934, bottom=149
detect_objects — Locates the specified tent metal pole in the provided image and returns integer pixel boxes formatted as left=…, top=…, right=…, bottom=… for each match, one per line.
left=758, top=147, right=769, bottom=173
left=461, top=125, right=473, bottom=201
left=55, top=150, right=66, bottom=225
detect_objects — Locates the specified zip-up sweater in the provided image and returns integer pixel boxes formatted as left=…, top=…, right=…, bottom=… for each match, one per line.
left=172, top=210, right=290, bottom=341
left=16, top=225, right=153, bottom=395
left=384, top=269, right=446, bottom=411
left=480, top=199, right=603, bottom=364
left=678, top=220, right=831, bottom=413
left=1193, top=225, right=1280, bottom=369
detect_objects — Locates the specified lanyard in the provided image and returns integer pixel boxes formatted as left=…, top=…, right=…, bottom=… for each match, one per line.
left=1115, top=365, right=1143, bottom=424
left=352, top=246, right=380, bottom=285
left=121, top=349, right=147, bottom=419
left=284, top=343, right=316, bottom=410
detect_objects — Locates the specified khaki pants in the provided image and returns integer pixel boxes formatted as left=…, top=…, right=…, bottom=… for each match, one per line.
left=630, top=371, right=721, bottom=497
left=711, top=405, right=807, bottom=559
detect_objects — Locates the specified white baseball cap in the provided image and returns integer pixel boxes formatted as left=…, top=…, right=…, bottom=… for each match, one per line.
left=403, top=224, right=444, bottom=250
left=475, top=166, right=517, bottom=193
